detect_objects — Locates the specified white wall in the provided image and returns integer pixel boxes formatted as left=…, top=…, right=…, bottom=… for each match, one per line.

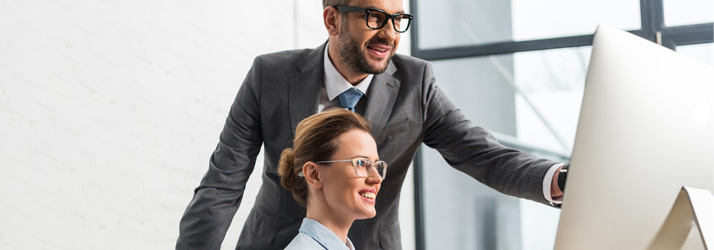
left=0, top=0, right=413, bottom=249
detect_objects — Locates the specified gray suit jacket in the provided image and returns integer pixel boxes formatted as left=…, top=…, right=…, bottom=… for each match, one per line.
left=177, top=42, right=558, bottom=250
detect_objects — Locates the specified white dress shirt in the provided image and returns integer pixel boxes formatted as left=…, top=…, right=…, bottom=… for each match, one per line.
left=318, top=44, right=372, bottom=113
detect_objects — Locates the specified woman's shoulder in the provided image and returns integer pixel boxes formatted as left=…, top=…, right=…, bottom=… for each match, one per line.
left=284, top=218, right=355, bottom=250
left=284, top=231, right=326, bottom=250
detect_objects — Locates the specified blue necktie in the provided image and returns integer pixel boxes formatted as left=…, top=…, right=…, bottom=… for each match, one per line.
left=338, top=88, right=364, bottom=112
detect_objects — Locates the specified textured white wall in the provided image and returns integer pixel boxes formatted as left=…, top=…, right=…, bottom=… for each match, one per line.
left=0, top=0, right=413, bottom=249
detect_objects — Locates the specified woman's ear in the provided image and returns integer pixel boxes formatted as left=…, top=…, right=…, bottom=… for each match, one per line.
left=303, top=162, right=323, bottom=190
left=323, top=6, right=340, bottom=36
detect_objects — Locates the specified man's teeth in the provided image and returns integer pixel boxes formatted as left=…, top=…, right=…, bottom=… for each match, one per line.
left=360, top=192, right=376, bottom=199
left=369, top=46, right=388, bottom=52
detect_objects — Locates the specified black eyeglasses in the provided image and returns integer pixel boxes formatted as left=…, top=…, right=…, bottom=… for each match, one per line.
left=316, top=157, right=388, bottom=178
left=333, top=6, right=413, bottom=33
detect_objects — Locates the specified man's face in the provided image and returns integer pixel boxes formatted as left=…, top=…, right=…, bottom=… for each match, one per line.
left=337, top=0, right=403, bottom=75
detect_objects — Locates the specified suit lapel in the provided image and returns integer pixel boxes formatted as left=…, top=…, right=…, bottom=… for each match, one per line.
left=289, top=43, right=326, bottom=134
left=363, top=61, right=400, bottom=139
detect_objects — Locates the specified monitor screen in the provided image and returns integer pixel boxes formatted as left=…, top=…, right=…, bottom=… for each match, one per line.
left=554, top=25, right=714, bottom=250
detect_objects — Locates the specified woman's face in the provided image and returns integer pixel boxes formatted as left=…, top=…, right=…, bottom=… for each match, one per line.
left=320, top=129, right=383, bottom=220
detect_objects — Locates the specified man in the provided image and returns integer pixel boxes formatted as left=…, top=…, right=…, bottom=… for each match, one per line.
left=177, top=0, right=566, bottom=249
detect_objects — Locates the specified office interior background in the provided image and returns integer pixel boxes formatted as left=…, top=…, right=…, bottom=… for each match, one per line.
left=0, top=0, right=711, bottom=250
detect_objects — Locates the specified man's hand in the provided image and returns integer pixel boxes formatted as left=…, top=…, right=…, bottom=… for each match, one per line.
left=550, top=165, right=564, bottom=200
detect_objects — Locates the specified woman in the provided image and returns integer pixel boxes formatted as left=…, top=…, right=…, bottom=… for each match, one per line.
left=279, top=108, right=387, bottom=250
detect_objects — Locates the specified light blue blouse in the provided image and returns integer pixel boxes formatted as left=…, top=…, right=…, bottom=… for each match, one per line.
left=284, top=218, right=355, bottom=250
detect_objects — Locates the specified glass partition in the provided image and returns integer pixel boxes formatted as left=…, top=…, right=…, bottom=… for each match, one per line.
left=676, top=43, right=714, bottom=67
left=411, top=0, right=713, bottom=249
left=422, top=46, right=588, bottom=250
left=417, top=0, right=639, bottom=49
left=663, top=0, right=714, bottom=26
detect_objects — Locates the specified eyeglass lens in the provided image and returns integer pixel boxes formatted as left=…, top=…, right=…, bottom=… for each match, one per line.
left=366, top=10, right=411, bottom=32
left=353, top=158, right=387, bottom=178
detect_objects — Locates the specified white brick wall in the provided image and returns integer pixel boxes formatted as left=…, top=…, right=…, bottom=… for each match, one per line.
left=0, top=1, right=413, bottom=249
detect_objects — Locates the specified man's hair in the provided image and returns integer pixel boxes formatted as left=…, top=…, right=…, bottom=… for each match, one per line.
left=323, top=0, right=351, bottom=8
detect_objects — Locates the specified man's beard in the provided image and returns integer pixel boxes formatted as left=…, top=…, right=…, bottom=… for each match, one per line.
left=338, top=24, right=392, bottom=75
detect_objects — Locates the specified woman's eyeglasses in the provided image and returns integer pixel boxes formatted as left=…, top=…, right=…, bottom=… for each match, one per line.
left=317, top=157, right=388, bottom=178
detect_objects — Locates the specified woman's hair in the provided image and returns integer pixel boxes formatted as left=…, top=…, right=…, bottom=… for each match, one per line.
left=278, top=108, right=372, bottom=206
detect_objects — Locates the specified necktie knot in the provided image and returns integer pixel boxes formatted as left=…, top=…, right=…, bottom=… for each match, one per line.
left=338, top=88, right=364, bottom=112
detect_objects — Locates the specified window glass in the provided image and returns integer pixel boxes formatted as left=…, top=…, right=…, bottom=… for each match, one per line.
left=416, top=0, right=639, bottom=49
left=663, top=0, right=714, bottom=26
left=414, top=1, right=713, bottom=249
left=513, top=47, right=589, bottom=151
left=676, top=43, right=714, bottom=67
left=421, top=46, right=588, bottom=250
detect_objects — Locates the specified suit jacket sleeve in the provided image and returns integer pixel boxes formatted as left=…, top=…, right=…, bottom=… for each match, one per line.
left=176, top=56, right=265, bottom=250
left=419, top=61, right=557, bottom=205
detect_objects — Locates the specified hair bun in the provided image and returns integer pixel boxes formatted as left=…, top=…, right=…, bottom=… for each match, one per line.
left=278, top=148, right=298, bottom=190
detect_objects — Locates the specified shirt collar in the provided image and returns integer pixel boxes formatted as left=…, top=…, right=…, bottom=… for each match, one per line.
left=299, top=218, right=354, bottom=250
left=324, top=43, right=372, bottom=101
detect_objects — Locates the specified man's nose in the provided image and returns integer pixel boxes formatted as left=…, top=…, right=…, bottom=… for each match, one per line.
left=377, top=18, right=399, bottom=40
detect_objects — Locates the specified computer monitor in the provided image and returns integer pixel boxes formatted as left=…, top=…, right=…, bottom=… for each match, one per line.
left=554, top=25, right=714, bottom=250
